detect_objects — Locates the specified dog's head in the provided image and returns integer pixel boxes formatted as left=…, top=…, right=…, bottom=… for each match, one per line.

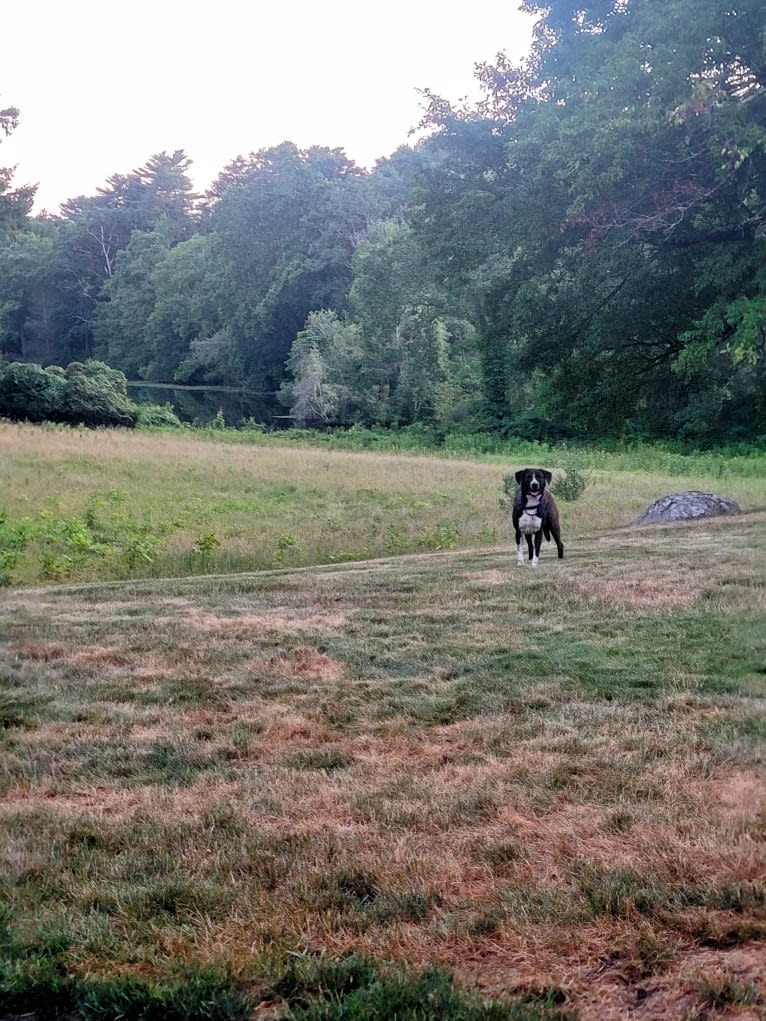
left=515, top=468, right=552, bottom=497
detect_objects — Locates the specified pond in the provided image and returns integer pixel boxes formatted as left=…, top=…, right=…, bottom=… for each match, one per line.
left=127, top=383, right=288, bottom=427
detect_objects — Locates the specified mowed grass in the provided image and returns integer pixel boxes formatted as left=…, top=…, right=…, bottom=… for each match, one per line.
left=1, top=421, right=765, bottom=587
left=1, top=460, right=765, bottom=1021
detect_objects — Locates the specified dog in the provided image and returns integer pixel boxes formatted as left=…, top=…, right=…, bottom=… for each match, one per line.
left=512, top=468, right=564, bottom=566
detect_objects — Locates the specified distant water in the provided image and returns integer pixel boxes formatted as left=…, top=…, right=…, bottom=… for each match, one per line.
left=127, top=383, right=287, bottom=427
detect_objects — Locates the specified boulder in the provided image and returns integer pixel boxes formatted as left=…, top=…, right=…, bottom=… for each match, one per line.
left=632, top=491, right=740, bottom=526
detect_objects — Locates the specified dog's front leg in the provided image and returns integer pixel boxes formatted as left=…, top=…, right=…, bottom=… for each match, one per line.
left=532, top=531, right=543, bottom=567
left=513, top=524, right=525, bottom=566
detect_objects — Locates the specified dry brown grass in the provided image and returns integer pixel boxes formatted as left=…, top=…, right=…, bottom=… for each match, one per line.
left=576, top=571, right=703, bottom=609
left=1, top=495, right=764, bottom=1017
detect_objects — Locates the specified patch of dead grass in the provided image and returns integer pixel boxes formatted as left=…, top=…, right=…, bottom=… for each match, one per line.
left=576, top=572, right=703, bottom=610
left=261, top=714, right=336, bottom=745
left=707, top=766, right=766, bottom=824
left=65, top=645, right=129, bottom=666
left=265, top=647, right=344, bottom=682
left=7, top=640, right=73, bottom=661
left=0, top=784, right=153, bottom=819
left=572, top=942, right=766, bottom=1021
left=462, top=570, right=511, bottom=587
left=1, top=723, right=764, bottom=1019
left=189, top=609, right=344, bottom=632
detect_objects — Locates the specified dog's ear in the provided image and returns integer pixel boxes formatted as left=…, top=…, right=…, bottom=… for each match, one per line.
left=515, top=469, right=525, bottom=484
left=543, top=470, right=553, bottom=483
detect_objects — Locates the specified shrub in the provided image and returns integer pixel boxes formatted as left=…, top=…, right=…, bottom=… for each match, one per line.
left=61, top=361, right=137, bottom=427
left=0, top=362, right=66, bottom=422
left=500, top=473, right=519, bottom=511
left=0, top=360, right=139, bottom=428
left=550, top=463, right=591, bottom=502
left=134, top=401, right=183, bottom=428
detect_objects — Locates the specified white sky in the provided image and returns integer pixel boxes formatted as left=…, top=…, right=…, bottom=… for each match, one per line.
left=2, top=0, right=534, bottom=214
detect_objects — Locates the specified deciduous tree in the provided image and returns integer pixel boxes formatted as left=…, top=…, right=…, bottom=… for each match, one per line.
left=0, top=105, right=35, bottom=234
left=415, top=0, right=766, bottom=439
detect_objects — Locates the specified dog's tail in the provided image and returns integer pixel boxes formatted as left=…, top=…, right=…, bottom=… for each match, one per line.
left=543, top=526, right=551, bottom=542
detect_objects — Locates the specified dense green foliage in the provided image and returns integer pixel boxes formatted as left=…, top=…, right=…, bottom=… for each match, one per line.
left=0, top=360, right=133, bottom=426
left=414, top=0, right=766, bottom=442
left=0, top=359, right=180, bottom=428
left=1, top=0, right=764, bottom=444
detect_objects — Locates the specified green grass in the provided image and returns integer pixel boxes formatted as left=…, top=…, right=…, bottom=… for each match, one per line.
left=276, top=958, right=573, bottom=1020
left=0, top=424, right=764, bottom=1018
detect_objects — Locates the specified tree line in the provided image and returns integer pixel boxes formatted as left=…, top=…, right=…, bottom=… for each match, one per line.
left=1, top=0, right=764, bottom=445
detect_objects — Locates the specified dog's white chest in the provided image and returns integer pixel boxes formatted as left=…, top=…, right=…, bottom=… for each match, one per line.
left=518, top=497, right=543, bottom=534
left=518, top=513, right=542, bottom=534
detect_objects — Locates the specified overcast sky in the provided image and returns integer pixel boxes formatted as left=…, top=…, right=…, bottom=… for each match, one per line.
left=2, top=0, right=534, bottom=213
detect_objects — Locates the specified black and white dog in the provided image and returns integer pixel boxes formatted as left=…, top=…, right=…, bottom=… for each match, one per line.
left=512, top=468, right=564, bottom=567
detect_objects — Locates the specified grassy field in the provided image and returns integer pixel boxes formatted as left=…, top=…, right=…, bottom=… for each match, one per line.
left=1, top=422, right=765, bottom=588
left=0, top=424, right=765, bottom=1019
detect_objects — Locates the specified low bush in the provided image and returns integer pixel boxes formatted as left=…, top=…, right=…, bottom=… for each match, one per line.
left=0, top=360, right=137, bottom=427
left=550, top=463, right=591, bottom=502
left=0, top=359, right=183, bottom=430
left=0, top=361, right=67, bottom=422
left=133, top=400, right=183, bottom=428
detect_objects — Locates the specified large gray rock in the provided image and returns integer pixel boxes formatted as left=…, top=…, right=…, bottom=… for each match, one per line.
left=632, top=491, right=740, bottom=525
